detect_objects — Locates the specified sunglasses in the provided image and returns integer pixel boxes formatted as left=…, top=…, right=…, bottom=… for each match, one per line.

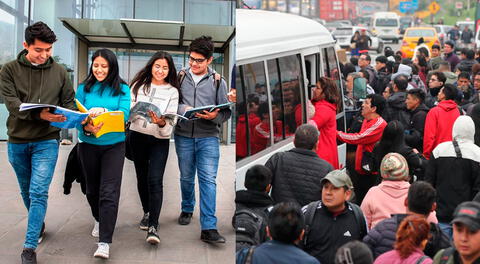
left=189, top=56, right=207, bottom=63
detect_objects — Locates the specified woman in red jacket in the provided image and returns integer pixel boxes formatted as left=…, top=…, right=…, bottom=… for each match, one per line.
left=309, top=77, right=340, bottom=169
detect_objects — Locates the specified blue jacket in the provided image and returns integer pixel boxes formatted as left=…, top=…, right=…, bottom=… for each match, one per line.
left=236, top=240, right=320, bottom=264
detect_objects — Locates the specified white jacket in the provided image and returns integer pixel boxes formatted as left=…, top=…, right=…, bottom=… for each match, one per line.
left=129, top=83, right=179, bottom=139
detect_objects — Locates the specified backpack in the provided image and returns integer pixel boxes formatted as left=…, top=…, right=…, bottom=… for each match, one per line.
left=233, top=207, right=268, bottom=251
left=303, top=201, right=367, bottom=246
left=436, top=248, right=455, bottom=264
left=178, top=70, right=222, bottom=104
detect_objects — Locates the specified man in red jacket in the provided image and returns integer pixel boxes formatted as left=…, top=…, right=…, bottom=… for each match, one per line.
left=423, top=83, right=460, bottom=159
left=337, top=94, right=387, bottom=204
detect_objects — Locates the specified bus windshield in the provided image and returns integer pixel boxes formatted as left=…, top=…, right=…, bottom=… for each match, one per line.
left=375, top=18, right=398, bottom=27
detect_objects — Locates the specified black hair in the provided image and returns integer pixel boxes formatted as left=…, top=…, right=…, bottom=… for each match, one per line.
left=445, top=40, right=455, bottom=49
left=82, top=49, right=126, bottom=96
left=466, top=49, right=475, bottom=60
left=431, top=44, right=441, bottom=51
left=130, top=51, right=179, bottom=100
left=442, top=83, right=458, bottom=100
left=361, top=53, right=371, bottom=62
left=268, top=202, right=304, bottom=244
left=407, top=88, right=426, bottom=103
left=458, top=71, right=471, bottom=81
left=257, top=102, right=269, bottom=120
left=408, top=181, right=436, bottom=215
left=471, top=103, right=480, bottom=146
left=394, top=75, right=409, bottom=91
left=294, top=124, right=319, bottom=150
left=385, top=49, right=394, bottom=58
left=359, top=69, right=370, bottom=81
left=386, top=61, right=395, bottom=74
left=431, top=71, right=446, bottom=85
left=376, top=121, right=406, bottom=164
left=343, top=63, right=357, bottom=79
left=189, top=35, right=214, bottom=59
left=350, top=57, right=359, bottom=66
left=418, top=47, right=429, bottom=58
left=394, top=55, right=402, bottom=63
left=366, top=94, right=386, bottom=115
left=416, top=55, right=428, bottom=68
left=25, top=21, right=57, bottom=45
left=244, top=165, right=272, bottom=192
left=461, top=48, right=468, bottom=55
left=401, top=58, right=413, bottom=66
left=417, top=37, right=425, bottom=45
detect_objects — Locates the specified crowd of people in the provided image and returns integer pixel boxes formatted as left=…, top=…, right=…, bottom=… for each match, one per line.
left=0, top=22, right=233, bottom=264
left=235, top=29, right=480, bottom=264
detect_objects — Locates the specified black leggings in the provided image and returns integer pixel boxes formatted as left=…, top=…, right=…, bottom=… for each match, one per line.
left=78, top=141, right=125, bottom=243
left=129, top=130, right=170, bottom=229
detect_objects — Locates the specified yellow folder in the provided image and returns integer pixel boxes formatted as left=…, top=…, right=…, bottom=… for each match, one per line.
left=75, top=99, right=125, bottom=138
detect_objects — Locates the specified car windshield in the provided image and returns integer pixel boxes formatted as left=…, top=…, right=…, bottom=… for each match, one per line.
left=333, top=29, right=353, bottom=36
left=457, top=23, right=473, bottom=30
left=406, top=29, right=435, bottom=37
left=375, top=18, right=398, bottom=27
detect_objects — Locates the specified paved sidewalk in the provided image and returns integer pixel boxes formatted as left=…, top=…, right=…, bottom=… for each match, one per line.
left=0, top=142, right=235, bottom=264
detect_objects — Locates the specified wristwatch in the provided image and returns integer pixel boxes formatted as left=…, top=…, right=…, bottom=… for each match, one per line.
left=83, top=123, right=92, bottom=136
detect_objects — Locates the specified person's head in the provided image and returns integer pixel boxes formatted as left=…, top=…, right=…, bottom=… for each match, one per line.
left=406, top=88, right=425, bottom=110
left=417, top=37, right=425, bottom=45
left=257, top=102, right=270, bottom=121
left=343, top=63, right=357, bottom=79
left=189, top=35, right=214, bottom=75
left=393, top=74, right=408, bottom=92
left=383, top=85, right=392, bottom=99
left=313, top=77, right=339, bottom=104
left=83, top=48, right=126, bottom=96
left=350, top=57, right=359, bottom=66
left=473, top=64, right=480, bottom=77
left=335, top=241, right=374, bottom=264
left=359, top=69, right=370, bottom=81
left=23, top=21, right=57, bottom=65
left=375, top=56, right=388, bottom=71
left=244, top=165, right=272, bottom=192
left=438, top=83, right=457, bottom=102
left=267, top=202, right=305, bottom=244
left=406, top=181, right=436, bottom=216
left=438, top=61, right=451, bottom=72
left=346, top=72, right=362, bottom=92
left=380, top=152, right=409, bottom=181
left=293, top=124, right=319, bottom=151
left=130, top=51, right=179, bottom=99
left=386, top=61, right=395, bottom=74
left=452, top=202, right=480, bottom=261
left=414, top=55, right=427, bottom=68
left=431, top=44, right=441, bottom=58
left=474, top=72, right=480, bottom=91
left=418, top=47, right=429, bottom=59
left=385, top=47, right=394, bottom=58
left=429, top=71, right=446, bottom=89
left=361, top=29, right=367, bottom=35
left=460, top=48, right=468, bottom=60
left=466, top=49, right=475, bottom=60
left=359, top=54, right=371, bottom=68
left=394, top=215, right=430, bottom=259
left=457, top=71, right=471, bottom=89
left=354, top=30, right=360, bottom=37
left=362, top=94, right=385, bottom=119
left=444, top=41, right=455, bottom=54
left=321, top=170, right=353, bottom=212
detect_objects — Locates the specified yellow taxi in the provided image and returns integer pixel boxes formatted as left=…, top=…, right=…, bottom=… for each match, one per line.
left=400, top=27, right=440, bottom=58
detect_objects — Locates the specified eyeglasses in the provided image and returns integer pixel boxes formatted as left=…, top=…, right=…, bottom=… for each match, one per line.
left=189, top=56, right=207, bottom=64
left=429, top=78, right=438, bottom=82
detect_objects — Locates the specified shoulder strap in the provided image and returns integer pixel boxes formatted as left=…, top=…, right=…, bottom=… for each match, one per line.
left=439, top=248, right=455, bottom=264
left=178, top=70, right=186, bottom=87
left=244, top=246, right=256, bottom=264
left=349, top=202, right=367, bottom=238
left=303, top=200, right=321, bottom=246
left=415, top=255, right=429, bottom=264
left=452, top=140, right=462, bottom=158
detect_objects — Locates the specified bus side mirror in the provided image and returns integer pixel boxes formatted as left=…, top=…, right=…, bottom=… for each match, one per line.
left=353, top=77, right=367, bottom=100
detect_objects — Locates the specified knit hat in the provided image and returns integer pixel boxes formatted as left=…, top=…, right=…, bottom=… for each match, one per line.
left=380, top=153, right=409, bottom=181
left=335, top=241, right=373, bottom=264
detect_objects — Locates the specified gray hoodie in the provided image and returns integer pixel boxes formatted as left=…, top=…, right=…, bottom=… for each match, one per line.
left=175, top=67, right=231, bottom=138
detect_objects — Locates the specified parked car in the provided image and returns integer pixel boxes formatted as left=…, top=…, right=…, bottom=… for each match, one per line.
left=400, top=27, right=440, bottom=58
left=333, top=26, right=384, bottom=53
left=372, top=12, right=401, bottom=43
left=325, top=21, right=345, bottom=32
left=434, top=24, right=453, bottom=47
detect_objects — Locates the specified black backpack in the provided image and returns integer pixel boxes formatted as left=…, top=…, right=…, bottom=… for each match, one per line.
left=233, top=207, right=269, bottom=252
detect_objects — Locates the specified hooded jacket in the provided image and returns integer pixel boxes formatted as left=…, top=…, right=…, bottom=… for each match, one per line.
left=405, top=103, right=429, bottom=153
left=391, top=64, right=412, bottom=81
left=0, top=49, right=75, bottom=143
left=425, top=116, right=480, bottom=223
left=360, top=181, right=438, bottom=229
left=311, top=99, right=339, bottom=169
left=423, top=100, right=460, bottom=159
left=374, top=248, right=432, bottom=264
left=384, top=91, right=410, bottom=129
left=175, top=67, right=231, bottom=138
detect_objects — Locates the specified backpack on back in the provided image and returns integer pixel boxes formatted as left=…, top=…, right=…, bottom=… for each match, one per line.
left=233, top=207, right=269, bottom=252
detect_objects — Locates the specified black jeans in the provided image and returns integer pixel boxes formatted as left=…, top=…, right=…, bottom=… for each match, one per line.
left=129, top=130, right=170, bottom=229
left=78, top=141, right=125, bottom=243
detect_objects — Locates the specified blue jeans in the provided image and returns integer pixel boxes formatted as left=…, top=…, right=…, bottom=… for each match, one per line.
left=175, top=135, right=220, bottom=230
left=8, top=139, right=59, bottom=249
left=439, top=222, right=453, bottom=241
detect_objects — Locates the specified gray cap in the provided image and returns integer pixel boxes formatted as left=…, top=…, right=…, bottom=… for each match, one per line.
left=321, top=170, right=353, bottom=189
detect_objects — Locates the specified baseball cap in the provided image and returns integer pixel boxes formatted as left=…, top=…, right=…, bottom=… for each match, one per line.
left=321, top=170, right=353, bottom=189
left=451, top=201, right=480, bottom=232
left=375, top=55, right=388, bottom=64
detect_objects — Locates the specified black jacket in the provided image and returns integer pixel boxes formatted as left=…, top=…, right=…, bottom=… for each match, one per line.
left=363, top=214, right=450, bottom=258
left=405, top=103, right=429, bottom=153
left=63, top=144, right=86, bottom=195
left=301, top=202, right=366, bottom=264
left=373, top=143, right=426, bottom=179
left=384, top=91, right=411, bottom=129
left=372, top=67, right=391, bottom=94
left=425, top=116, right=480, bottom=222
left=455, top=59, right=478, bottom=73
left=265, top=148, right=333, bottom=207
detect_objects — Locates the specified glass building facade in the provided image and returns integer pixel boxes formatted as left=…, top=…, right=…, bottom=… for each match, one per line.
left=0, top=0, right=235, bottom=141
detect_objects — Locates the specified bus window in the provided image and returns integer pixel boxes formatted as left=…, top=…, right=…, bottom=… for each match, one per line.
left=242, top=62, right=269, bottom=156
left=325, top=47, right=344, bottom=114
left=235, top=65, right=248, bottom=161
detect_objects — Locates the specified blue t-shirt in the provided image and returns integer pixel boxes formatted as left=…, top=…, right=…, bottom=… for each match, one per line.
left=76, top=82, right=130, bottom=145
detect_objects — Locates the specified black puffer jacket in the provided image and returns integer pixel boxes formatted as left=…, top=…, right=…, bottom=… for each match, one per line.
left=373, top=143, right=426, bottom=179
left=384, top=91, right=411, bottom=129
left=405, top=103, right=429, bottom=153
left=363, top=214, right=451, bottom=259
left=265, top=148, right=333, bottom=207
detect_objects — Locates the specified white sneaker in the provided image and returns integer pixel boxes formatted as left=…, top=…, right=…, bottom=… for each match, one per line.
left=93, top=242, right=109, bottom=259
left=91, top=221, right=99, bottom=238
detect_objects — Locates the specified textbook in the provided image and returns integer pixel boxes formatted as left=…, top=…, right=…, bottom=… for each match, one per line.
left=19, top=103, right=89, bottom=129
left=182, top=102, right=234, bottom=120
left=129, top=101, right=183, bottom=122
left=75, top=99, right=125, bottom=137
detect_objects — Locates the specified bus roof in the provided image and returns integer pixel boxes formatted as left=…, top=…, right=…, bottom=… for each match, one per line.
left=237, top=9, right=334, bottom=63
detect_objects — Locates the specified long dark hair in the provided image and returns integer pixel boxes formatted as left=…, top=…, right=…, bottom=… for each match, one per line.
left=376, top=121, right=407, bottom=163
left=130, top=51, right=180, bottom=100
left=82, top=49, right=126, bottom=96
left=317, top=77, right=340, bottom=107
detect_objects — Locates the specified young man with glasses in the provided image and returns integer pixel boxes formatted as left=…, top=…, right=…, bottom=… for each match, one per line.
left=174, top=36, right=231, bottom=243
